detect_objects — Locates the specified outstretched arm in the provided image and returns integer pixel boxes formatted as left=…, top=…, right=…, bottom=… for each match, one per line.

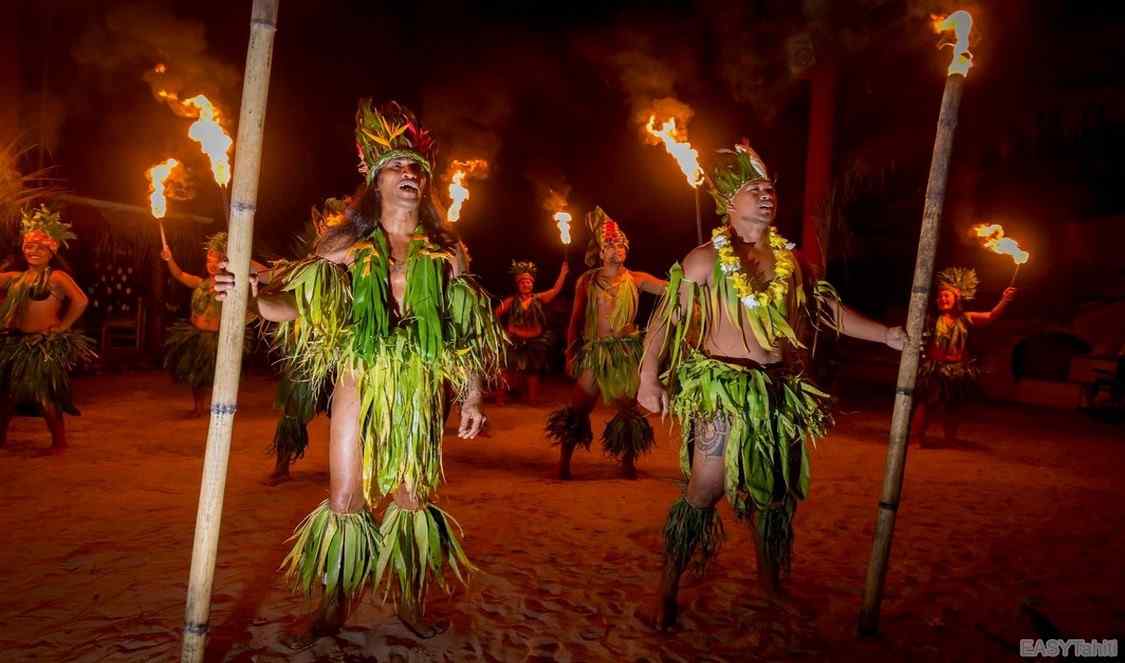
left=537, top=262, right=570, bottom=304
left=634, top=270, right=668, bottom=296
left=830, top=299, right=906, bottom=350
left=161, top=247, right=203, bottom=289
left=495, top=295, right=514, bottom=318
left=213, top=260, right=297, bottom=321
left=49, top=271, right=89, bottom=331
left=966, top=287, right=1016, bottom=327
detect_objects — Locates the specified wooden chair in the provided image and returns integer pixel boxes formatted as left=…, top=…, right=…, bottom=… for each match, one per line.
left=99, top=297, right=146, bottom=371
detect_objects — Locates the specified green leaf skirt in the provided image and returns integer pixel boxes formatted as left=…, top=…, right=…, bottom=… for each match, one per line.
left=670, top=353, right=833, bottom=571
left=507, top=331, right=553, bottom=374
left=163, top=321, right=219, bottom=389
left=572, top=333, right=643, bottom=403
left=918, top=358, right=980, bottom=405
left=0, top=330, right=97, bottom=416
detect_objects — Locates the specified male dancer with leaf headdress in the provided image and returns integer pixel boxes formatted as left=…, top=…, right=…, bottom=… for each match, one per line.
left=638, top=142, right=906, bottom=629
left=546, top=208, right=665, bottom=479
left=0, top=205, right=94, bottom=452
left=911, top=266, right=1015, bottom=447
left=217, top=100, right=503, bottom=639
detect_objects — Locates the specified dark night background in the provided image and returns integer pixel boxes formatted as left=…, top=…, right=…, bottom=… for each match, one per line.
left=4, top=0, right=1125, bottom=341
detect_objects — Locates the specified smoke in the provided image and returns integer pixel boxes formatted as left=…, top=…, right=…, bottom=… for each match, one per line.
left=72, top=3, right=240, bottom=112
left=576, top=27, right=697, bottom=140
left=423, top=70, right=513, bottom=169
left=441, top=159, right=490, bottom=187
left=539, top=181, right=571, bottom=214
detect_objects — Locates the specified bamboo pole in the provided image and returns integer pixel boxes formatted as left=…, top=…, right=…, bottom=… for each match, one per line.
left=180, top=1, right=278, bottom=661
left=857, top=70, right=966, bottom=637
left=55, top=194, right=215, bottom=225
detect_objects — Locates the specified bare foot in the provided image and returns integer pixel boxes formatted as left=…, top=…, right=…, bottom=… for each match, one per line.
left=261, top=471, right=292, bottom=487
left=653, top=564, right=681, bottom=631
left=282, top=596, right=347, bottom=650
left=397, top=605, right=449, bottom=639
left=654, top=588, right=679, bottom=631
left=280, top=619, right=337, bottom=651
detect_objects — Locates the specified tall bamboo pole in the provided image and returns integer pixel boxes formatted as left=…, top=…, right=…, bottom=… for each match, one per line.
left=858, top=12, right=972, bottom=637
left=180, top=1, right=278, bottom=660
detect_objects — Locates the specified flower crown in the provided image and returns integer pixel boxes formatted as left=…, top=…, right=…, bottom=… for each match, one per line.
left=20, top=205, right=76, bottom=252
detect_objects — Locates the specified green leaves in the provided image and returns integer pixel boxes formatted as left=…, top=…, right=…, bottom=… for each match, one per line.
left=671, top=355, right=832, bottom=522
left=280, top=500, right=382, bottom=601
left=572, top=334, right=644, bottom=403
left=374, top=503, right=476, bottom=611
left=0, top=330, right=97, bottom=415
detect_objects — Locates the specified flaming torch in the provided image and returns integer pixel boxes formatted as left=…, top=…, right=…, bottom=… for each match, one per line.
left=146, top=158, right=180, bottom=251
left=554, top=210, right=573, bottom=258
left=156, top=86, right=235, bottom=220
left=444, top=159, right=488, bottom=223
left=645, top=115, right=706, bottom=243
left=184, top=95, right=233, bottom=188
left=971, top=223, right=1029, bottom=286
left=860, top=9, right=975, bottom=637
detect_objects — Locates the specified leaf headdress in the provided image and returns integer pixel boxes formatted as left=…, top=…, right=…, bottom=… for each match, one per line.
left=355, top=99, right=437, bottom=183
left=509, top=260, right=537, bottom=279
left=709, top=140, right=770, bottom=217
left=936, top=266, right=978, bottom=302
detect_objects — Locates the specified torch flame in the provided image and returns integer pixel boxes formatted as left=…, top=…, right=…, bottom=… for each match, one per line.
left=971, top=223, right=1029, bottom=265
left=447, top=171, right=469, bottom=223
left=554, top=211, right=573, bottom=245
left=645, top=115, right=704, bottom=188
left=444, top=159, right=488, bottom=223
left=146, top=158, right=180, bottom=219
left=153, top=63, right=167, bottom=74
left=933, top=10, right=973, bottom=77
left=184, top=95, right=233, bottom=187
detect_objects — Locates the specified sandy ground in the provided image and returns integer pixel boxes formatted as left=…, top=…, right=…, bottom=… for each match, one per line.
left=0, top=370, right=1122, bottom=662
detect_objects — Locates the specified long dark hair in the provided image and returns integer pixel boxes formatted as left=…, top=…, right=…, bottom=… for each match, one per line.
left=317, top=179, right=458, bottom=256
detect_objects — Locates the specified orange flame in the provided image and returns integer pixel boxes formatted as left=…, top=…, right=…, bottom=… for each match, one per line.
left=448, top=171, right=469, bottom=223
left=146, top=158, right=180, bottom=219
left=554, top=211, right=573, bottom=245
left=444, top=159, right=488, bottom=223
left=153, top=63, right=167, bottom=74
left=932, top=10, right=973, bottom=77
left=645, top=116, right=704, bottom=187
left=184, top=95, right=232, bottom=187
left=971, top=223, right=1029, bottom=265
